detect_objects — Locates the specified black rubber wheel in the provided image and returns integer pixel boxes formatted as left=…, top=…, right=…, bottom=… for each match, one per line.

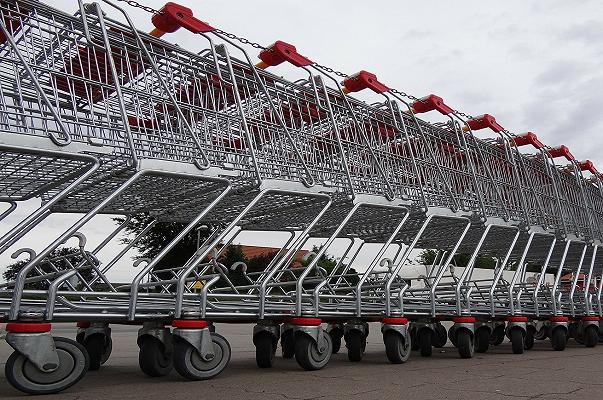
left=584, top=325, right=598, bottom=348
left=448, top=326, right=458, bottom=348
left=329, top=329, right=343, bottom=354
left=84, top=334, right=112, bottom=371
left=411, top=327, right=420, bottom=351
left=489, top=325, right=505, bottom=346
left=138, top=336, right=173, bottom=377
left=456, top=329, right=474, bottom=359
left=254, top=332, right=276, bottom=368
left=551, top=327, right=567, bottom=351
left=524, top=327, right=535, bottom=350
left=383, top=330, right=411, bottom=364
left=294, top=332, right=332, bottom=371
left=568, top=322, right=578, bottom=339
left=5, top=337, right=89, bottom=395
left=418, top=328, right=432, bottom=357
left=432, top=323, right=447, bottom=348
left=346, top=330, right=364, bottom=362
left=281, top=330, right=295, bottom=359
left=510, top=328, right=525, bottom=354
left=475, top=327, right=490, bottom=353
left=173, top=333, right=231, bottom=380
left=535, top=325, right=548, bottom=340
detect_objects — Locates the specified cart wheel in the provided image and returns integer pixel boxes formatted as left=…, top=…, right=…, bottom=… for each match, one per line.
left=411, top=327, right=420, bottom=351
left=281, top=330, right=295, bottom=359
left=456, top=330, right=474, bottom=359
left=418, top=328, right=432, bottom=357
left=475, top=327, right=490, bottom=353
left=345, top=330, right=364, bottom=362
left=568, top=322, right=578, bottom=339
left=383, top=330, right=411, bottom=364
left=534, top=325, right=548, bottom=340
left=524, top=326, right=535, bottom=350
left=489, top=325, right=505, bottom=346
left=5, top=337, right=89, bottom=395
left=294, top=331, right=332, bottom=371
left=448, top=326, right=458, bottom=348
left=432, top=323, right=447, bottom=348
left=254, top=332, right=276, bottom=368
left=510, top=328, right=525, bottom=354
left=173, top=333, right=231, bottom=380
left=583, top=325, right=598, bottom=348
left=138, top=336, right=173, bottom=377
left=329, top=328, right=343, bottom=354
left=550, top=327, right=567, bottom=351
left=84, top=334, right=112, bottom=371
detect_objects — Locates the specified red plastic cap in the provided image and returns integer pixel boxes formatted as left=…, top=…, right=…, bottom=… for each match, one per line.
left=452, top=316, right=476, bottom=324
left=151, top=2, right=214, bottom=35
left=465, top=114, right=504, bottom=133
left=342, top=70, right=389, bottom=94
left=549, top=316, right=569, bottom=322
left=512, top=132, right=544, bottom=150
left=548, top=145, right=574, bottom=161
left=582, top=316, right=600, bottom=321
left=578, top=160, right=598, bottom=174
left=411, top=94, right=453, bottom=115
left=258, top=40, right=312, bottom=68
left=506, top=316, right=529, bottom=322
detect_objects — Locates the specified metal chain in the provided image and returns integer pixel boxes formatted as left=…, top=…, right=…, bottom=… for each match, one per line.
left=114, top=0, right=162, bottom=15
left=390, top=88, right=418, bottom=102
left=214, top=29, right=268, bottom=50
left=313, top=63, right=349, bottom=79
left=453, top=110, right=474, bottom=120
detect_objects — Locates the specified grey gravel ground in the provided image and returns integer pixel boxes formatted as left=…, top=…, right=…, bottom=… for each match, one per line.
left=0, top=323, right=601, bottom=400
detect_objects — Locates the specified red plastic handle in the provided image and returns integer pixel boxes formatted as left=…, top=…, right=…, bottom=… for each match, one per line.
left=342, top=70, right=389, bottom=94
left=548, top=145, right=574, bottom=161
left=151, top=2, right=214, bottom=37
left=256, top=40, right=313, bottom=68
left=464, top=114, right=504, bottom=133
left=410, top=94, right=453, bottom=115
left=512, top=132, right=544, bottom=150
left=578, top=160, right=598, bottom=174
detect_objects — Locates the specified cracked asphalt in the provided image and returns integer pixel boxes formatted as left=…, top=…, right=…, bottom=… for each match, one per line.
left=0, top=323, right=600, bottom=399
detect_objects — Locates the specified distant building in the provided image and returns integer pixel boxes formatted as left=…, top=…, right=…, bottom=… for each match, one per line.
left=238, top=245, right=309, bottom=268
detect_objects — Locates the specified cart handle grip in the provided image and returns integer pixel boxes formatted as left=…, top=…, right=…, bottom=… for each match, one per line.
left=578, top=160, right=598, bottom=175
left=512, top=132, right=544, bottom=150
left=256, top=40, right=313, bottom=69
left=150, top=2, right=215, bottom=37
left=341, top=70, right=389, bottom=94
left=548, top=145, right=574, bottom=161
left=462, top=114, right=504, bottom=133
left=410, top=94, right=453, bottom=115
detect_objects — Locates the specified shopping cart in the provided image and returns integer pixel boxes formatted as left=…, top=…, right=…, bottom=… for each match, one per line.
left=1, top=0, right=603, bottom=395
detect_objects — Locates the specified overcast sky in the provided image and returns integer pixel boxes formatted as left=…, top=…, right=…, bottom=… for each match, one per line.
left=1, top=1, right=602, bottom=281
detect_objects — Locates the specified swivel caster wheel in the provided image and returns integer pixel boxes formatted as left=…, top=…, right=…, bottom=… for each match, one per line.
left=138, top=336, right=173, bottom=377
left=173, top=333, right=231, bottom=380
left=294, top=332, right=332, bottom=371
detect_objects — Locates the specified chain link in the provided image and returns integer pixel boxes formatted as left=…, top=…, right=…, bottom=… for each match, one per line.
left=114, top=0, right=162, bottom=15
left=453, top=110, right=474, bottom=120
left=214, top=29, right=267, bottom=50
left=313, top=63, right=349, bottom=79
left=390, top=88, right=418, bottom=102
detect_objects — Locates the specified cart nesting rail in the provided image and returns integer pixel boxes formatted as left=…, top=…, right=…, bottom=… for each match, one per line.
left=1, top=0, right=602, bottom=395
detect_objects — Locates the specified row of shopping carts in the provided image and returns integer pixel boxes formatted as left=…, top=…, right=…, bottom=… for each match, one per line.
left=1, top=0, right=602, bottom=394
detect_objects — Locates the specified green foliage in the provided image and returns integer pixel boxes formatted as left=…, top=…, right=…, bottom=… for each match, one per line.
left=3, top=247, right=93, bottom=290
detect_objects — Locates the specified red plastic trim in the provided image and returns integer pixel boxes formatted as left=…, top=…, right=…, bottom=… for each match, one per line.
left=76, top=321, right=91, bottom=329
left=6, top=322, right=52, bottom=333
left=171, top=319, right=209, bottom=329
left=512, top=132, right=544, bottom=150
left=506, top=316, right=528, bottom=322
left=549, top=316, right=569, bottom=322
left=547, top=145, right=574, bottom=161
left=411, top=94, right=453, bottom=115
left=578, top=160, right=598, bottom=175
left=151, top=2, right=214, bottom=35
left=258, top=40, right=312, bottom=68
left=582, top=316, right=600, bottom=321
left=453, top=316, right=476, bottom=324
left=342, top=71, right=389, bottom=94
left=466, top=114, right=504, bottom=133
left=382, top=317, right=408, bottom=325
left=289, top=317, right=322, bottom=326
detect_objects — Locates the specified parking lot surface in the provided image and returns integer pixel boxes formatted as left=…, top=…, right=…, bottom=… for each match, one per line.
left=1, top=323, right=601, bottom=399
